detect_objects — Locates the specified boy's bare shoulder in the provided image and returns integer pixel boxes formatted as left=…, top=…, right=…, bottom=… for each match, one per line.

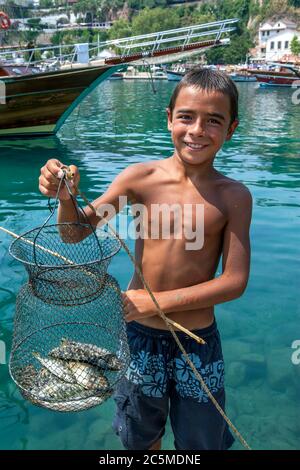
left=126, top=160, right=164, bottom=175
left=122, top=160, right=166, bottom=181
left=215, top=173, right=252, bottom=212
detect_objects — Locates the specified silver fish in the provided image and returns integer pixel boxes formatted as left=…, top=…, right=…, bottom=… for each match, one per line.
left=23, top=389, right=113, bottom=412
left=66, top=361, right=109, bottom=390
left=49, top=339, right=123, bottom=371
left=30, top=378, right=87, bottom=401
left=32, top=352, right=77, bottom=384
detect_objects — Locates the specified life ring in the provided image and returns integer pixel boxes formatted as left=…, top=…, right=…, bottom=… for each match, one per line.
left=0, top=12, right=11, bottom=30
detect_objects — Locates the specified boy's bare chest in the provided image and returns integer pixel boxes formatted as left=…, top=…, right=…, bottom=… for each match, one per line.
left=134, top=183, right=227, bottom=236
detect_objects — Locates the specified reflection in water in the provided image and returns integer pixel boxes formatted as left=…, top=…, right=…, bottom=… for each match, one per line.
left=0, top=80, right=299, bottom=450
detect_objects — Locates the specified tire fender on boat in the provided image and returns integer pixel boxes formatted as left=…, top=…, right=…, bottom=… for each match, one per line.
left=0, top=12, right=11, bottom=30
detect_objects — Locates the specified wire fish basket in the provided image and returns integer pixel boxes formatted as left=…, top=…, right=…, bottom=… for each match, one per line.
left=9, top=224, right=120, bottom=306
left=10, top=274, right=130, bottom=412
left=9, top=176, right=129, bottom=411
left=9, top=175, right=121, bottom=306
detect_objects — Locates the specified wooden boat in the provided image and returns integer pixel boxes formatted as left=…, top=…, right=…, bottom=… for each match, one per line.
left=0, top=18, right=238, bottom=138
left=0, top=64, right=120, bottom=137
left=246, top=64, right=300, bottom=87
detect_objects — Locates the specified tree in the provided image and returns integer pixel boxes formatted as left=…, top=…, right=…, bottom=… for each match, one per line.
left=131, top=7, right=180, bottom=35
left=23, top=18, right=45, bottom=43
left=288, top=0, right=300, bottom=6
left=291, top=35, right=300, bottom=55
left=206, top=29, right=254, bottom=65
left=39, top=0, right=54, bottom=7
left=73, top=0, right=100, bottom=23
left=108, top=19, right=132, bottom=39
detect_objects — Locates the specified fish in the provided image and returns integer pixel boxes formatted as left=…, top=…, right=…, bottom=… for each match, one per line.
left=30, top=377, right=87, bottom=401
left=22, top=389, right=113, bottom=412
left=32, top=352, right=77, bottom=384
left=66, top=361, right=109, bottom=390
left=49, top=339, right=124, bottom=371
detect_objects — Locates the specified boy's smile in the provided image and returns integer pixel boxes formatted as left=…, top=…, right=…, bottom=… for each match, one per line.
left=167, top=86, right=238, bottom=168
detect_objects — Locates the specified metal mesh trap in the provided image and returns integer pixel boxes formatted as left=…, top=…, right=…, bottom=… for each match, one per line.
left=10, top=273, right=130, bottom=412
left=9, top=224, right=120, bottom=306
left=9, top=178, right=129, bottom=411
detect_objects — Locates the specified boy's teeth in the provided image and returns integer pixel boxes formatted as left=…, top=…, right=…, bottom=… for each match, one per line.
left=186, top=143, right=205, bottom=149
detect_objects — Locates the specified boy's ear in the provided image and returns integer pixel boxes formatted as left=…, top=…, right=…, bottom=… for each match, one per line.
left=226, top=119, right=239, bottom=141
left=166, top=107, right=172, bottom=131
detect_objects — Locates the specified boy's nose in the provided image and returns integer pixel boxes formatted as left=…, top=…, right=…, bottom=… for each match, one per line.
left=189, top=119, right=206, bottom=136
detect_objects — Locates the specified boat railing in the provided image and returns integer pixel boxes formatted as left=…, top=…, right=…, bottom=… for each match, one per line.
left=0, top=18, right=238, bottom=71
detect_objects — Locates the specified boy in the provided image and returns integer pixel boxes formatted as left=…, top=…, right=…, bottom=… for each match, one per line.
left=39, top=68, right=252, bottom=450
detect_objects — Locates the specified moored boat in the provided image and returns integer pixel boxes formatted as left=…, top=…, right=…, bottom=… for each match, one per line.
left=0, top=64, right=120, bottom=138
left=229, top=72, right=257, bottom=82
left=246, top=63, right=300, bottom=87
left=166, top=69, right=185, bottom=81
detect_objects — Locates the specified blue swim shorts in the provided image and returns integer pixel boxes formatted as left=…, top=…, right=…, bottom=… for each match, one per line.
left=112, top=319, right=234, bottom=450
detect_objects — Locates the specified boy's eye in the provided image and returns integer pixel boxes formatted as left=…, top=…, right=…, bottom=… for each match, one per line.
left=208, top=118, right=221, bottom=125
left=178, top=114, right=192, bottom=120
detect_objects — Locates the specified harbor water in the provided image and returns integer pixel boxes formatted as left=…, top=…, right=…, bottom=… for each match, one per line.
left=0, top=79, right=299, bottom=450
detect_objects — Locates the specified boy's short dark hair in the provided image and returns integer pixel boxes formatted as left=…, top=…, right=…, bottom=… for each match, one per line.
left=168, top=67, right=239, bottom=125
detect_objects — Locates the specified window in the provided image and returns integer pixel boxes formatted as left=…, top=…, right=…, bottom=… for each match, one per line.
left=278, top=41, right=281, bottom=49
left=270, top=41, right=274, bottom=50
left=285, top=41, right=289, bottom=49
left=267, top=31, right=270, bottom=36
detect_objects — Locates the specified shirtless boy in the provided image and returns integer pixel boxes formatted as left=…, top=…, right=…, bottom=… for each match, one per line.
left=39, top=68, right=252, bottom=450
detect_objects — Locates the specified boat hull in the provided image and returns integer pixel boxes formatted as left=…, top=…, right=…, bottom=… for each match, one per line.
left=257, top=75, right=297, bottom=87
left=230, top=74, right=257, bottom=82
left=166, top=70, right=184, bottom=81
left=247, top=68, right=300, bottom=88
left=0, top=65, right=118, bottom=138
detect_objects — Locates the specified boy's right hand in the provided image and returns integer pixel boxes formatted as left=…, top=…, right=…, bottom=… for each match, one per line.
left=39, top=159, right=80, bottom=201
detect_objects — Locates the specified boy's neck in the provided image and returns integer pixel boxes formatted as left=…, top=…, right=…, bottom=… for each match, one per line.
left=169, top=153, right=218, bottom=184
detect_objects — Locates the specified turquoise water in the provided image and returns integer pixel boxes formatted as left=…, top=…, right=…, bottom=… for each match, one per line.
left=0, top=80, right=299, bottom=450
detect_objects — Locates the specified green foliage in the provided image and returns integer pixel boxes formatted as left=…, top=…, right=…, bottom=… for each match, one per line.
left=291, top=34, right=300, bottom=54
left=39, top=0, right=54, bottom=7
left=206, top=29, right=254, bottom=64
left=108, top=19, right=132, bottom=40
left=131, top=7, right=180, bottom=34
left=50, top=29, right=108, bottom=46
left=288, top=0, right=300, bottom=7
left=128, top=0, right=168, bottom=8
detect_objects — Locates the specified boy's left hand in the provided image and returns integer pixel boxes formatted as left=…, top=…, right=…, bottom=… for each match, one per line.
left=122, top=290, right=159, bottom=322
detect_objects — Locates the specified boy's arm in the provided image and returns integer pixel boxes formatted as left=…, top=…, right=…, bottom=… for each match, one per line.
left=124, top=184, right=252, bottom=321
left=58, top=164, right=141, bottom=228
left=40, top=158, right=143, bottom=242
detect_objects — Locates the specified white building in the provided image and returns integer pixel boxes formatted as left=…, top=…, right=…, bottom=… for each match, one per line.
left=258, top=19, right=300, bottom=61
left=0, top=1, right=35, bottom=5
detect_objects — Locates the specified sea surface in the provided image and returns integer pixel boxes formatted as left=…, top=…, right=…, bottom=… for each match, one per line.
left=0, top=79, right=299, bottom=450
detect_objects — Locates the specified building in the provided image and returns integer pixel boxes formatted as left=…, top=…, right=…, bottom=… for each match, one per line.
left=0, top=1, right=34, bottom=6
left=257, top=18, right=300, bottom=61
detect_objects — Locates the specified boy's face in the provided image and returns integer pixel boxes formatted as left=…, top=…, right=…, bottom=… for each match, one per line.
left=167, top=86, right=238, bottom=167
